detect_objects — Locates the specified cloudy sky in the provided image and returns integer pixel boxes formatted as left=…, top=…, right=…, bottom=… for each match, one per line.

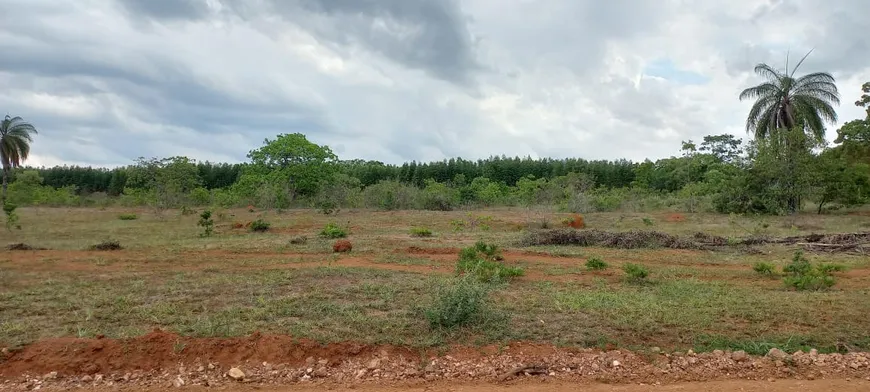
left=2, top=0, right=869, bottom=168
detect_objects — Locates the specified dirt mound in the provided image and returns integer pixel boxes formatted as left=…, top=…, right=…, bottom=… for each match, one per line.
left=518, top=229, right=706, bottom=250
left=4, top=243, right=47, bottom=251
left=333, top=240, right=352, bottom=253
left=2, top=333, right=870, bottom=388
left=0, top=330, right=412, bottom=378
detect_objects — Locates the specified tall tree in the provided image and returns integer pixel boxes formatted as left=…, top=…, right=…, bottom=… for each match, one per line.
left=1, top=115, right=38, bottom=203
left=739, top=51, right=840, bottom=142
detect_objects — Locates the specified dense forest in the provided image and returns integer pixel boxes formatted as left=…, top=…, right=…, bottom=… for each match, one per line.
left=2, top=78, right=870, bottom=216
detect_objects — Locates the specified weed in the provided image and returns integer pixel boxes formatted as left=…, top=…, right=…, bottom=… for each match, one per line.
left=248, top=218, right=270, bottom=232
left=89, top=239, right=122, bottom=251
left=197, top=210, right=215, bottom=237
left=456, top=243, right=522, bottom=283
left=320, top=222, right=348, bottom=238
left=642, top=217, right=654, bottom=226
left=752, top=262, right=776, bottom=276
left=423, top=275, right=493, bottom=330
left=782, top=251, right=836, bottom=291
left=623, top=263, right=649, bottom=283
left=118, top=213, right=138, bottom=221
left=410, top=227, right=433, bottom=237
left=818, top=263, right=846, bottom=274
left=585, top=257, right=608, bottom=271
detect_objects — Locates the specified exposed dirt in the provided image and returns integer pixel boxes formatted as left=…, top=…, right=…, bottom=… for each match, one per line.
left=1, top=331, right=869, bottom=390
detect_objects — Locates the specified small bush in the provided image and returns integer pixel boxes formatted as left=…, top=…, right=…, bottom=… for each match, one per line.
left=782, top=250, right=836, bottom=291
left=89, top=240, right=122, bottom=251
left=585, top=257, right=608, bottom=271
left=118, top=213, right=138, bottom=221
left=752, top=262, right=776, bottom=276
left=248, top=218, right=270, bottom=232
left=3, top=202, right=20, bottom=231
left=456, top=243, right=522, bottom=283
left=642, top=217, right=654, bottom=226
left=424, top=276, right=492, bottom=330
left=333, top=240, right=352, bottom=253
left=410, top=227, right=433, bottom=237
left=320, top=222, right=348, bottom=238
left=623, top=263, right=649, bottom=283
left=289, top=235, right=308, bottom=245
left=817, top=263, right=846, bottom=274
left=197, top=210, right=214, bottom=237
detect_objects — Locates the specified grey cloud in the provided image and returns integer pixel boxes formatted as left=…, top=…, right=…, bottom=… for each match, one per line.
left=116, top=0, right=213, bottom=21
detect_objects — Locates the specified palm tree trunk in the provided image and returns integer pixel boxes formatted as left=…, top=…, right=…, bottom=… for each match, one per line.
left=1, top=166, right=8, bottom=205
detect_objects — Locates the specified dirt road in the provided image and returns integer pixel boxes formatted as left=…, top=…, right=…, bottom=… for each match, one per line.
left=96, top=379, right=870, bottom=392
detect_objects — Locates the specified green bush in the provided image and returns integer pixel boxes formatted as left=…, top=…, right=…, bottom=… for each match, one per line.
left=623, top=263, right=649, bottom=283
left=3, top=202, right=20, bottom=231
left=410, top=227, right=433, bottom=237
left=782, top=251, right=836, bottom=291
left=424, top=276, right=492, bottom=330
left=320, top=222, right=348, bottom=238
left=198, top=210, right=214, bottom=237
left=118, top=213, right=138, bottom=221
left=456, top=243, right=522, bottom=283
left=585, top=257, right=608, bottom=271
left=642, top=217, right=654, bottom=226
left=752, top=262, right=776, bottom=276
left=248, top=218, right=270, bottom=232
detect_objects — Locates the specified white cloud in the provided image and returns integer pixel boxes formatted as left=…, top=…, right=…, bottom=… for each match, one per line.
left=0, top=0, right=868, bottom=168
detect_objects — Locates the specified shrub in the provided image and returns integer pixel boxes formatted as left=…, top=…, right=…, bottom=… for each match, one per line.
left=180, top=206, right=196, bottom=216
left=423, top=276, right=492, bottom=330
left=333, top=240, right=352, bottom=253
left=118, top=213, right=138, bottom=221
left=197, top=210, right=214, bottom=237
left=89, top=239, right=122, bottom=251
left=410, top=227, right=433, bottom=237
left=752, top=262, right=776, bottom=276
left=817, top=263, right=846, bottom=274
left=248, top=218, right=270, bottom=232
left=585, top=257, right=608, bottom=271
left=3, top=202, right=20, bottom=231
left=320, top=222, right=348, bottom=238
left=623, top=263, right=649, bottom=283
left=456, top=243, right=522, bottom=283
left=782, top=250, right=836, bottom=291
left=642, top=217, right=654, bottom=226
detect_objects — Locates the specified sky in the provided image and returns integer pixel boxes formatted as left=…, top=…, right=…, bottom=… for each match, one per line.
left=1, top=0, right=869, bottom=168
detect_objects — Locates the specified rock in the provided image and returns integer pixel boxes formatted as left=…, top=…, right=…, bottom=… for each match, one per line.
left=305, top=357, right=316, bottom=365
left=196, top=366, right=204, bottom=373
left=227, top=368, right=245, bottom=381
left=42, top=372, right=57, bottom=380
left=94, top=374, right=104, bottom=383
left=849, top=361, right=862, bottom=370
left=172, top=377, right=185, bottom=388
left=712, top=350, right=725, bottom=357
left=651, top=347, right=661, bottom=354
left=548, top=372, right=556, bottom=376
left=731, top=351, right=749, bottom=362
left=313, top=368, right=329, bottom=378
left=207, top=363, right=215, bottom=370
left=367, top=359, right=381, bottom=370
left=0, top=348, right=7, bottom=355
left=424, top=362, right=439, bottom=373
left=611, top=360, right=621, bottom=368
left=767, top=348, right=788, bottom=360
left=809, top=349, right=819, bottom=357
left=80, top=375, right=92, bottom=383
left=687, top=349, right=695, bottom=357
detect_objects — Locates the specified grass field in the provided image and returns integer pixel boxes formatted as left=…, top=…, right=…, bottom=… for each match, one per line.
left=1, top=207, right=869, bottom=355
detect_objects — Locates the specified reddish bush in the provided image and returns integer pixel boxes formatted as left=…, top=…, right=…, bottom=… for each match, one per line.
left=333, top=240, right=353, bottom=253
left=564, top=214, right=586, bottom=229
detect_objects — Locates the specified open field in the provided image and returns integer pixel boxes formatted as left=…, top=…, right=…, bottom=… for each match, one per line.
left=1, top=207, right=870, bottom=389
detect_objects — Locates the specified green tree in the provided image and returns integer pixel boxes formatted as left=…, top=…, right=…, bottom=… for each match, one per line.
left=739, top=51, right=840, bottom=142
left=245, top=133, right=338, bottom=199
left=1, top=115, right=38, bottom=203
left=699, top=134, right=743, bottom=163
left=856, top=81, right=870, bottom=119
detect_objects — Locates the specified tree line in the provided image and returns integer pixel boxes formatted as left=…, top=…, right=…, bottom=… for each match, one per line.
left=2, top=55, right=869, bottom=217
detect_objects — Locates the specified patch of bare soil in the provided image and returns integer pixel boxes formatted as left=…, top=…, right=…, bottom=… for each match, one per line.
left=1, top=333, right=869, bottom=389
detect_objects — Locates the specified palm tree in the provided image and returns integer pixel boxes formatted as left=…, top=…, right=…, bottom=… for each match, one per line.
left=739, top=50, right=840, bottom=141
left=1, top=115, right=38, bottom=203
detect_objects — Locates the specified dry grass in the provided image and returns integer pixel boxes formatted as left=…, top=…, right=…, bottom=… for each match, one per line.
left=1, top=207, right=869, bottom=353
